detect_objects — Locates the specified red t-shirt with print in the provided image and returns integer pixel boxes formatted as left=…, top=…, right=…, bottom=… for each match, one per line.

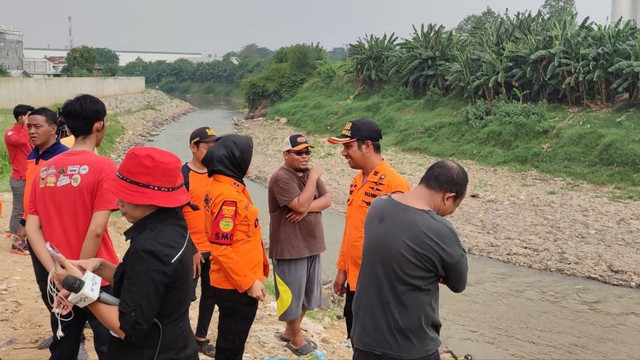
left=29, top=150, right=119, bottom=265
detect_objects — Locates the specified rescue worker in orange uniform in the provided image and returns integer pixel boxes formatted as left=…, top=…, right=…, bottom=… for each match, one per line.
left=328, top=119, right=410, bottom=340
left=181, top=126, right=219, bottom=358
left=201, top=134, right=269, bottom=360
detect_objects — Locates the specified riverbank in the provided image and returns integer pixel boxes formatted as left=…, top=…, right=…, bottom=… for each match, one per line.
left=235, top=117, right=640, bottom=289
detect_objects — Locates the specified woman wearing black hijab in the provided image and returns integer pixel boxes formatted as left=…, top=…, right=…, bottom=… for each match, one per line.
left=201, top=135, right=269, bottom=360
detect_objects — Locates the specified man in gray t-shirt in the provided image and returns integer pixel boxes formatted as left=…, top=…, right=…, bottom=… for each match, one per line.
left=268, top=134, right=332, bottom=356
left=351, top=160, right=469, bottom=360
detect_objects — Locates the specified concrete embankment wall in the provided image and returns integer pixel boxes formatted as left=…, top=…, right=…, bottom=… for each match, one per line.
left=0, top=77, right=145, bottom=108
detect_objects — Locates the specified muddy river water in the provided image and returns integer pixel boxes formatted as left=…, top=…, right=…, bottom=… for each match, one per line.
left=148, top=104, right=640, bottom=359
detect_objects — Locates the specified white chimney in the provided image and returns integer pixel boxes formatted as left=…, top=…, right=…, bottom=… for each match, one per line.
left=611, top=0, right=640, bottom=23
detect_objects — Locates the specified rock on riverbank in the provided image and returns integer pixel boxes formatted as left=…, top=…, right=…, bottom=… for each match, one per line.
left=103, top=90, right=195, bottom=162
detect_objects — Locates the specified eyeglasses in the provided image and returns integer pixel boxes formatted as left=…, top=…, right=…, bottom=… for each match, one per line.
left=288, top=150, right=311, bottom=156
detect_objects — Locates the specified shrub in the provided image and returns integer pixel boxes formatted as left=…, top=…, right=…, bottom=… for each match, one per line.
left=463, top=97, right=548, bottom=129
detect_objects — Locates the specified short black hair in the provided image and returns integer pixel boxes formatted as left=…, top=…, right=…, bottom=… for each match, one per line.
left=61, top=94, right=107, bottom=138
left=419, top=160, right=468, bottom=200
left=13, top=104, right=35, bottom=121
left=29, top=107, right=58, bottom=126
left=356, top=140, right=382, bottom=154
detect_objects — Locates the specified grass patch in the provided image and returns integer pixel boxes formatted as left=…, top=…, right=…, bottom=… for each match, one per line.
left=269, top=83, right=640, bottom=198
left=99, top=113, right=125, bottom=157
left=264, top=276, right=276, bottom=297
left=0, top=109, right=15, bottom=192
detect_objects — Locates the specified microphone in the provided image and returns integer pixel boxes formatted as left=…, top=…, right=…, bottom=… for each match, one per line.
left=62, top=274, right=120, bottom=306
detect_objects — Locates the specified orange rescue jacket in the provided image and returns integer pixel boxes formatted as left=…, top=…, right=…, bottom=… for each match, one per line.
left=337, top=160, right=410, bottom=291
left=204, top=174, right=269, bottom=292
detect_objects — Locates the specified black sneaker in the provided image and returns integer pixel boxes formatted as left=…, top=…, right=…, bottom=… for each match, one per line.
left=196, top=339, right=216, bottom=358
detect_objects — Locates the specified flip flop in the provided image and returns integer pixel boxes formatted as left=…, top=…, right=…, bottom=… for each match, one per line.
left=278, top=333, right=317, bottom=346
left=285, top=338, right=318, bottom=356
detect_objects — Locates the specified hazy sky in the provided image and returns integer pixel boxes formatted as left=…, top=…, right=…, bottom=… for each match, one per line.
left=0, top=1, right=610, bottom=56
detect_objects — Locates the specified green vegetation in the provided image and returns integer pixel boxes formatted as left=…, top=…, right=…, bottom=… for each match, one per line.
left=0, top=109, right=16, bottom=192
left=62, top=46, right=97, bottom=77
left=121, top=43, right=274, bottom=98
left=62, top=46, right=120, bottom=77
left=242, top=43, right=326, bottom=109
left=99, top=113, right=125, bottom=158
left=94, top=48, right=120, bottom=76
left=342, top=1, right=640, bottom=107
left=0, top=64, right=9, bottom=77
left=269, top=80, right=640, bottom=199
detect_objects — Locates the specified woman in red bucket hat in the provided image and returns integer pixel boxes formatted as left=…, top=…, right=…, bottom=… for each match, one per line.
left=52, top=146, right=199, bottom=360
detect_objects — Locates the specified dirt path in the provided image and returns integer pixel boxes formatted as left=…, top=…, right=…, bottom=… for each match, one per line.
left=237, top=117, right=640, bottom=289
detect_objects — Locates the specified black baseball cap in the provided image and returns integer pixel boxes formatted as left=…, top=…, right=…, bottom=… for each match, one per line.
left=190, top=127, right=220, bottom=145
left=327, top=119, right=382, bottom=144
left=282, top=134, right=314, bottom=151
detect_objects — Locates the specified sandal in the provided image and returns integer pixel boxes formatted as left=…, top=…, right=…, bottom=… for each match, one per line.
left=285, top=338, right=318, bottom=356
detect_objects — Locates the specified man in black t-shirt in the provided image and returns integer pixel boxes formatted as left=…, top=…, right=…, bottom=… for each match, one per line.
left=351, top=160, right=469, bottom=360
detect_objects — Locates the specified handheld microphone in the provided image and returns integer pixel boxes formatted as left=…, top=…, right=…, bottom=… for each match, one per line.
left=62, top=274, right=120, bottom=306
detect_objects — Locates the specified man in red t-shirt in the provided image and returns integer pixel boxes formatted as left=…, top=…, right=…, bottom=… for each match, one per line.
left=26, top=94, right=119, bottom=360
left=4, top=104, right=34, bottom=252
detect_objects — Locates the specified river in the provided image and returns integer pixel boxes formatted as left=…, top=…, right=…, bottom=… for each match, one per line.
left=148, top=103, right=640, bottom=359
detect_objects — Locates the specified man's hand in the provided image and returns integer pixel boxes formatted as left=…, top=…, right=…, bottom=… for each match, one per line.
left=286, top=210, right=308, bottom=223
left=333, top=269, right=347, bottom=297
left=309, top=165, right=323, bottom=180
left=247, top=280, right=266, bottom=301
left=193, top=252, right=204, bottom=279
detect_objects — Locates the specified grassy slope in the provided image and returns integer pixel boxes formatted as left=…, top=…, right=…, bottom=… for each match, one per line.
left=269, top=82, right=640, bottom=199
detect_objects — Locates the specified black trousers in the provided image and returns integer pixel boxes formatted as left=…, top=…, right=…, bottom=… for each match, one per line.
left=344, top=284, right=355, bottom=339
left=27, top=241, right=53, bottom=311
left=354, top=348, right=441, bottom=360
left=212, top=287, right=258, bottom=360
left=195, top=253, right=216, bottom=339
left=50, top=304, right=111, bottom=360
left=28, top=242, right=111, bottom=360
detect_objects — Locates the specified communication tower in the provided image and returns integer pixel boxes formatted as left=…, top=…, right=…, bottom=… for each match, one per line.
left=67, top=16, right=73, bottom=49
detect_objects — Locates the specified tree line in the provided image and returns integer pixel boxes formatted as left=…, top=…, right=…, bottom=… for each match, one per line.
left=114, top=0, right=640, bottom=109
left=347, top=1, right=640, bottom=106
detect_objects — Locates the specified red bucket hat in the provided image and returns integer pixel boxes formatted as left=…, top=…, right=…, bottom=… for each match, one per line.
left=105, top=146, right=189, bottom=207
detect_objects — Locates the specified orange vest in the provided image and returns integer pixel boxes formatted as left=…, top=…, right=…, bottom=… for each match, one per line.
left=337, top=160, right=410, bottom=290
left=204, top=175, right=269, bottom=292
left=181, top=165, right=215, bottom=253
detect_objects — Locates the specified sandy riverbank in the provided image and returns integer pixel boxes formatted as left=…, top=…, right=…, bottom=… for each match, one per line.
left=236, top=117, right=640, bottom=289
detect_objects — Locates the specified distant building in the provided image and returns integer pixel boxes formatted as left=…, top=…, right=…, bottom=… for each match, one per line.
left=0, top=26, right=24, bottom=70
left=23, top=47, right=204, bottom=66
left=23, top=57, right=58, bottom=77
left=187, top=54, right=224, bottom=63
left=611, top=0, right=640, bottom=23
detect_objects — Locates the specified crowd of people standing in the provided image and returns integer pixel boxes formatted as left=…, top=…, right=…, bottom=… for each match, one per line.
left=4, top=95, right=469, bottom=360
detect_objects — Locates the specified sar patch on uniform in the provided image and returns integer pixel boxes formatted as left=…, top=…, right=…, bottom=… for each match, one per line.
left=210, top=200, right=237, bottom=245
